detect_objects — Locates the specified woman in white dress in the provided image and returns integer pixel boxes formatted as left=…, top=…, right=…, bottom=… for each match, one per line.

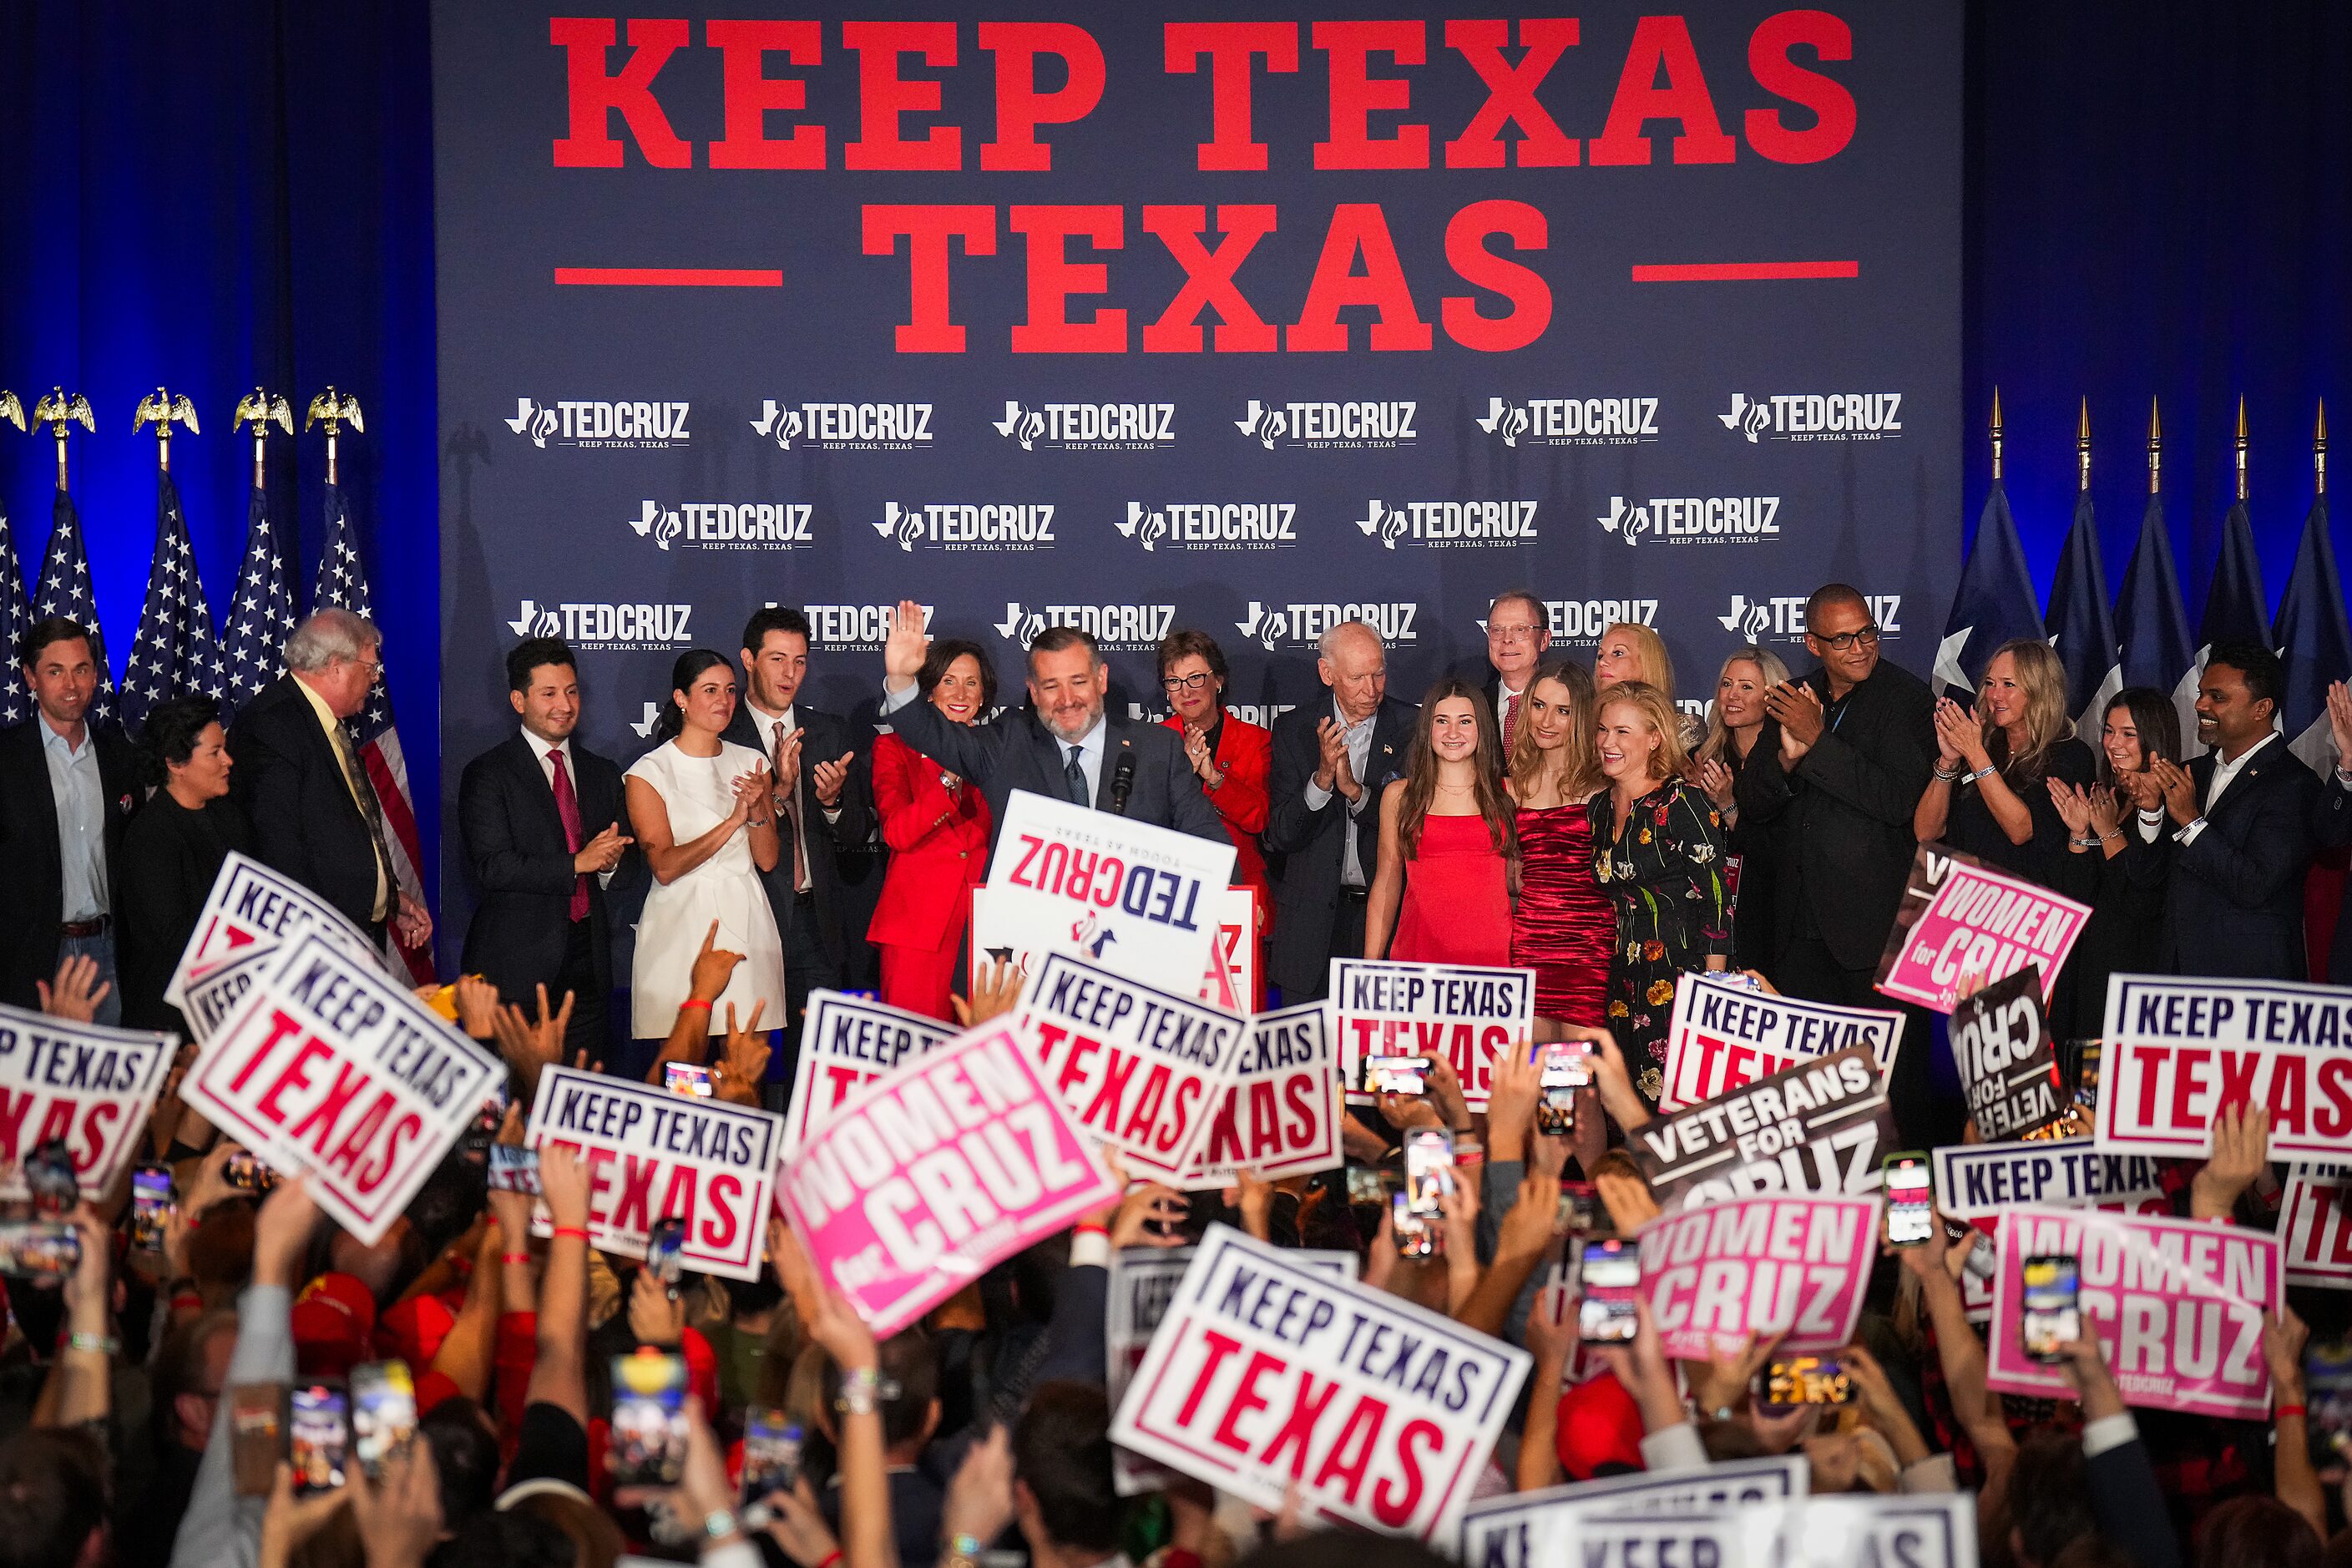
left=624, top=650, right=785, bottom=1038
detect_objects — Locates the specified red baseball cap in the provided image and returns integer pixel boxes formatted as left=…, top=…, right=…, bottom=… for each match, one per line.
left=1555, top=1371, right=1646, bottom=1479
left=291, top=1272, right=378, bottom=1378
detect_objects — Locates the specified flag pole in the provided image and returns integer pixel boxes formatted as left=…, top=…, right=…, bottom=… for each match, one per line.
left=134, top=387, right=200, bottom=473
left=2147, top=397, right=2162, bottom=497
left=2077, top=397, right=2092, bottom=492
left=2234, top=396, right=2249, bottom=504
left=306, top=387, right=364, bottom=485
left=31, top=387, right=94, bottom=489
left=233, top=388, right=293, bottom=488
left=1989, top=386, right=2003, bottom=481
left=2318, top=400, right=2329, bottom=498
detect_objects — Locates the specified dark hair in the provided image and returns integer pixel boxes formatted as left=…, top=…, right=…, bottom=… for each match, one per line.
left=1804, top=583, right=1869, bottom=632
left=827, top=1327, right=938, bottom=1451
left=2003, top=1431, right=2097, bottom=1565
left=139, top=692, right=223, bottom=787
left=723, top=1269, right=785, bottom=1318
left=2195, top=1496, right=2322, bottom=1568
left=0, top=1428, right=109, bottom=1568
left=506, top=637, right=578, bottom=695
left=422, top=1397, right=502, bottom=1526
left=1399, top=676, right=1520, bottom=891
left=1237, top=1532, right=1453, bottom=1568
left=435, top=1509, right=582, bottom=1568
left=653, top=649, right=735, bottom=741
left=1488, top=589, right=1546, bottom=629
left=741, top=605, right=813, bottom=657
left=1156, top=628, right=1231, bottom=690
left=1029, top=625, right=1100, bottom=668
left=17, top=616, right=90, bottom=670
left=2100, top=685, right=2183, bottom=780
left=919, top=638, right=998, bottom=711
left=2204, top=638, right=2284, bottom=714
left=1011, top=1381, right=1118, bottom=1553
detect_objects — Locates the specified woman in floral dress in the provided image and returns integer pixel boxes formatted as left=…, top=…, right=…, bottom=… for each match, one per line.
left=1591, top=680, right=1731, bottom=1107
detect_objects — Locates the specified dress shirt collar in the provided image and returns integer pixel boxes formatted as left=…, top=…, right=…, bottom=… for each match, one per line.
left=523, top=727, right=574, bottom=766
left=1330, top=697, right=1376, bottom=736
left=39, top=717, right=91, bottom=759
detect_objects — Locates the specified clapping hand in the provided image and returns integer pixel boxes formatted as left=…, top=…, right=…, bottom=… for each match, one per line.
left=811, top=752, right=854, bottom=808
left=1694, top=756, right=1736, bottom=811
left=1765, top=682, right=1825, bottom=756
left=574, top=820, right=632, bottom=875
left=2326, top=680, right=2352, bottom=768
left=2150, top=757, right=2199, bottom=826
left=2048, top=780, right=2094, bottom=837
left=1932, top=697, right=1985, bottom=771
left=731, top=759, right=774, bottom=827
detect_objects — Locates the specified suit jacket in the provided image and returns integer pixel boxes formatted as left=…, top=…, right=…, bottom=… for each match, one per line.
left=2318, top=770, right=2352, bottom=983
left=458, top=733, right=631, bottom=1007
left=1733, top=658, right=1936, bottom=972
left=1262, top=695, right=1419, bottom=998
left=0, top=717, right=139, bottom=1008
left=721, top=702, right=878, bottom=973
left=2134, top=736, right=2318, bottom=979
left=228, top=674, right=387, bottom=934
left=885, top=694, right=1227, bottom=853
left=119, top=792, right=253, bottom=1032
left=1159, top=711, right=1272, bottom=898
left=867, top=730, right=989, bottom=951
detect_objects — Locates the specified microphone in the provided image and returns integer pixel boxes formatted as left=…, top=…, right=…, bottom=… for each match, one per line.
left=1107, top=751, right=1136, bottom=815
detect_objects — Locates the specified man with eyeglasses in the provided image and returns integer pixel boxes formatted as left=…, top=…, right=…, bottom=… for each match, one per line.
left=1735, top=583, right=1942, bottom=1141
left=1482, top=590, right=1552, bottom=757
left=230, top=607, right=432, bottom=950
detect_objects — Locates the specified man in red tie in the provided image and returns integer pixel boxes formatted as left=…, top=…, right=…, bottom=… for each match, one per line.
left=1482, top=589, right=1552, bottom=761
left=458, top=637, right=635, bottom=1061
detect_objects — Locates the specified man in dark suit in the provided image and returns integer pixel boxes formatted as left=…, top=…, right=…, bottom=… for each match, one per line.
left=0, top=618, right=137, bottom=1020
left=726, top=606, right=878, bottom=1101
left=458, top=637, right=634, bottom=1057
left=878, top=599, right=1225, bottom=848
left=1734, top=584, right=1939, bottom=1136
left=1479, top=589, right=1551, bottom=756
left=2314, top=680, right=2352, bottom=984
left=229, top=609, right=432, bottom=952
left=2140, top=640, right=2316, bottom=979
left=1262, top=620, right=1418, bottom=1004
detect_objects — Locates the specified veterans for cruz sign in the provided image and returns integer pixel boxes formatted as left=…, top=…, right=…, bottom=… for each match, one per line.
left=1329, top=959, right=1532, bottom=1109
left=1947, top=968, right=2066, bottom=1141
left=524, top=1065, right=783, bottom=1281
left=1111, top=1224, right=1529, bottom=1539
left=1657, top=973, right=1903, bottom=1114
left=1630, top=1044, right=1895, bottom=1212
left=180, top=933, right=502, bottom=1244
left=2097, top=974, right=2352, bottom=1160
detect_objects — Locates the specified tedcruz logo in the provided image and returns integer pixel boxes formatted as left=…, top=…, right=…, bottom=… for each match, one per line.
left=1596, top=495, right=1780, bottom=548
left=799, top=603, right=933, bottom=650
left=506, top=397, right=690, bottom=449
left=994, top=400, right=1174, bottom=452
left=508, top=599, right=693, bottom=650
left=1118, top=501, right=1297, bottom=554
left=752, top=399, right=931, bottom=451
left=630, top=702, right=660, bottom=739
left=994, top=602, right=1174, bottom=651
left=1718, top=594, right=1904, bottom=642
left=1478, top=598, right=1659, bottom=647
left=1234, top=399, right=1416, bottom=450
left=873, top=501, right=1055, bottom=553
left=1718, top=392, right=1904, bottom=444
left=1355, top=498, right=1538, bottom=550
left=1236, top=600, right=1419, bottom=652
left=628, top=499, right=812, bottom=553
left=1475, top=397, right=1661, bottom=448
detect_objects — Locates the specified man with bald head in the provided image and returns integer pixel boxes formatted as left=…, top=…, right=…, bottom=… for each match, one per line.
left=1263, top=620, right=1418, bottom=1001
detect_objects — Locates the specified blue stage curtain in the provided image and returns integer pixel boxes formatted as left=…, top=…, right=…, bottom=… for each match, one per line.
left=0, top=0, right=440, bottom=915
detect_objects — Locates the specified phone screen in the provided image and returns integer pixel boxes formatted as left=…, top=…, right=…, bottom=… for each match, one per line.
left=610, top=1352, right=690, bottom=1485
left=225, top=1151, right=281, bottom=1193
left=1344, top=1166, right=1384, bottom=1206
left=132, top=1165, right=175, bottom=1252
left=741, top=1407, right=805, bottom=1505
left=290, top=1383, right=351, bottom=1494
left=1535, top=1043, right=1596, bottom=1136
left=351, top=1360, right=417, bottom=1476
left=665, top=1063, right=714, bottom=1098
left=1762, top=1358, right=1854, bottom=1407
left=1884, top=1153, right=1932, bottom=1246
left=1363, top=1055, right=1430, bottom=1096
left=1555, top=1181, right=1602, bottom=1236
left=230, top=1383, right=286, bottom=1499
left=0, top=1220, right=81, bottom=1279
left=25, top=1139, right=77, bottom=1214
left=1403, top=1128, right=1454, bottom=1218
left=2072, top=1040, right=2103, bottom=1111
left=2021, top=1255, right=2082, bottom=1362
left=487, top=1144, right=541, bottom=1195
left=1578, top=1239, right=1641, bottom=1343
left=1390, top=1191, right=1436, bottom=1258
left=646, top=1216, right=687, bottom=1291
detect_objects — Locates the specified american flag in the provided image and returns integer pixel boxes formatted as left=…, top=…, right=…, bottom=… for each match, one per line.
left=32, top=491, right=115, bottom=726
left=0, top=498, right=32, bottom=726
left=219, top=479, right=300, bottom=719
left=313, top=480, right=433, bottom=982
left=118, top=470, right=225, bottom=734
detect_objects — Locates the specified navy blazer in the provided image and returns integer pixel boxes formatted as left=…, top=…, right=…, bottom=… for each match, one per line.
left=2132, top=736, right=2319, bottom=979
left=458, top=732, right=633, bottom=1007
left=0, top=716, right=138, bottom=1008
left=721, top=702, right=877, bottom=971
left=2319, top=767, right=2352, bottom=983
left=1261, top=695, right=1419, bottom=999
left=228, top=674, right=387, bottom=934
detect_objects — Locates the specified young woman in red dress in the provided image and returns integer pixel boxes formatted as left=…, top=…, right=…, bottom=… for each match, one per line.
left=867, top=639, right=994, bottom=1020
left=1505, top=660, right=1612, bottom=1034
left=1157, top=630, right=1272, bottom=1004
left=1364, top=678, right=1518, bottom=965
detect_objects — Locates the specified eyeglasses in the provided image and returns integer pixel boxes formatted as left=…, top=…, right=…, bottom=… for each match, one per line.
left=1161, top=672, right=1213, bottom=692
left=1488, top=624, right=1541, bottom=644
left=1813, top=626, right=1881, bottom=652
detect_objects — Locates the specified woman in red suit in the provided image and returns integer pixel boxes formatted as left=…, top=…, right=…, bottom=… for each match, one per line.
left=1157, top=629, right=1272, bottom=1004
left=867, top=639, right=995, bottom=1020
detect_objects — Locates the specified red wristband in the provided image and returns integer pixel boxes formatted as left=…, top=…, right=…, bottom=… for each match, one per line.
left=552, top=1226, right=591, bottom=1242
left=680, top=999, right=714, bottom=1013
left=817, top=1552, right=842, bottom=1568
left=1075, top=1222, right=1108, bottom=1237
left=501, top=1252, right=532, bottom=1266
left=2279, top=1403, right=2307, bottom=1419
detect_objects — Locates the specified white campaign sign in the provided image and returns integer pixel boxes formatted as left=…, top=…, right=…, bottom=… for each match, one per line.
left=1330, top=958, right=1533, bottom=1108
left=180, top=933, right=501, bottom=1243
left=179, top=943, right=282, bottom=1044
left=782, top=991, right=958, bottom=1160
left=1180, top=1002, right=1342, bottom=1186
left=1658, top=973, right=1903, bottom=1113
left=1459, top=1458, right=1808, bottom=1568
left=2281, top=1164, right=2352, bottom=1288
left=1932, top=1137, right=2168, bottom=1220
left=0, top=1004, right=177, bottom=1200
left=973, top=885, right=1257, bottom=1012
left=165, top=852, right=380, bottom=1010
left=983, top=789, right=1236, bottom=993
left=1789, top=1495, right=1978, bottom=1568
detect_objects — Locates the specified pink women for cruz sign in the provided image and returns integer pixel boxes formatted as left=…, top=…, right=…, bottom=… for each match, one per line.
left=1986, top=1206, right=2280, bottom=1419
left=777, top=1022, right=1120, bottom=1338
left=1874, top=845, right=2087, bottom=1014
left=1636, top=1192, right=1879, bottom=1361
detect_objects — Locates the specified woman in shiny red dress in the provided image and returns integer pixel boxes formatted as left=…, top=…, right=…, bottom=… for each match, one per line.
left=1505, top=660, right=1612, bottom=1034
left=1365, top=679, right=1517, bottom=965
left=867, top=639, right=994, bottom=1020
left=1156, top=630, right=1272, bottom=1003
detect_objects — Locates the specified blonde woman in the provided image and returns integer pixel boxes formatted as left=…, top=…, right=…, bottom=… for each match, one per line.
left=1505, top=660, right=1611, bottom=1036
left=1914, top=638, right=2093, bottom=885
left=1594, top=681, right=1729, bottom=1105
left=1594, top=621, right=1703, bottom=748
left=1365, top=679, right=1519, bottom=965
left=1693, top=645, right=1791, bottom=969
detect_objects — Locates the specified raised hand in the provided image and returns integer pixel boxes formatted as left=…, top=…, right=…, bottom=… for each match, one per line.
left=2327, top=680, right=2352, bottom=771
left=2191, top=1103, right=2270, bottom=1221
left=951, top=958, right=1024, bottom=1028
left=687, top=921, right=744, bottom=1004
left=539, top=1141, right=591, bottom=1232
left=492, top=984, right=574, bottom=1095
left=453, top=974, right=500, bottom=1039
left=883, top=599, right=930, bottom=689
left=36, top=953, right=110, bottom=1023
left=713, top=1001, right=771, bottom=1105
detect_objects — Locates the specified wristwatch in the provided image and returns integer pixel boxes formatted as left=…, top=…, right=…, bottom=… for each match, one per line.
left=703, top=1506, right=741, bottom=1542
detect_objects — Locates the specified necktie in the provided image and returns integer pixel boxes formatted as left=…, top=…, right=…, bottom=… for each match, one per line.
left=772, top=722, right=808, bottom=893
left=548, top=748, right=589, bottom=921
left=1065, top=745, right=1089, bottom=807
left=332, top=723, right=397, bottom=922
left=1501, top=691, right=1518, bottom=751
